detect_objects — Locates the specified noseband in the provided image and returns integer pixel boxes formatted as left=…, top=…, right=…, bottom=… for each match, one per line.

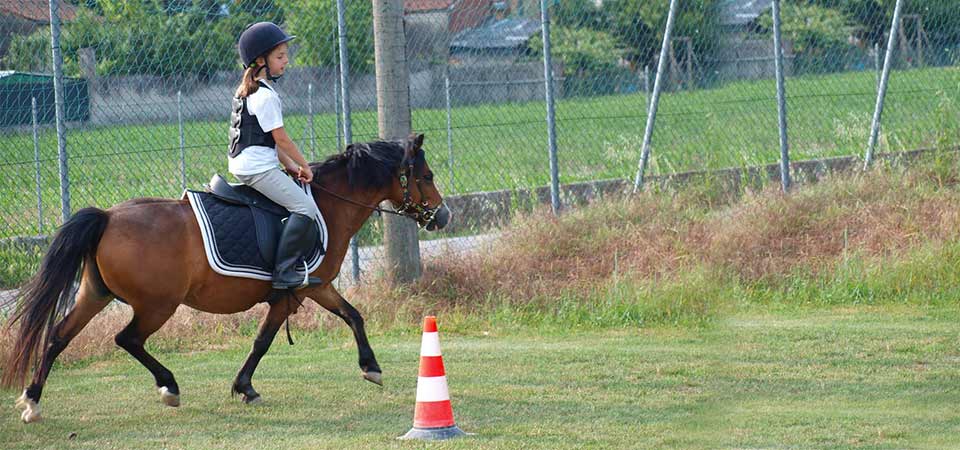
left=395, top=160, right=441, bottom=226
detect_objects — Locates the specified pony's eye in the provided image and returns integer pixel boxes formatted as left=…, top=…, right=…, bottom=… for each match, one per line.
left=424, top=172, right=434, bottom=182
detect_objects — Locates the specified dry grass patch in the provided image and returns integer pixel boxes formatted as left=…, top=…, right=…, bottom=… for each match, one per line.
left=353, top=155, right=960, bottom=310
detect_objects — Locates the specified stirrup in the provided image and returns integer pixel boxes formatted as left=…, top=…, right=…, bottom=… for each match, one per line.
left=272, top=261, right=323, bottom=290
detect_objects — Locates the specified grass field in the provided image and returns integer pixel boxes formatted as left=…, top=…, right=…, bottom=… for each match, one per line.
left=1, top=66, right=957, bottom=240
left=0, top=305, right=957, bottom=449
left=3, top=158, right=960, bottom=447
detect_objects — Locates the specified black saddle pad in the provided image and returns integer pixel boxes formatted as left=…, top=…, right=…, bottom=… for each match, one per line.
left=185, top=190, right=326, bottom=281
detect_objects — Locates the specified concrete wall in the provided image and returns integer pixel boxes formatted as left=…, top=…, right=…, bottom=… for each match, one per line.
left=714, top=37, right=795, bottom=82
left=439, top=147, right=957, bottom=235
left=446, top=61, right=558, bottom=106
left=83, top=60, right=553, bottom=125
left=86, top=67, right=375, bottom=126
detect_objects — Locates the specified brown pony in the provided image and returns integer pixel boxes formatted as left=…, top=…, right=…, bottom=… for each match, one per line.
left=2, top=134, right=449, bottom=423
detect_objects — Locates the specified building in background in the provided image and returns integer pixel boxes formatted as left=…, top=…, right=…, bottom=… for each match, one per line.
left=0, top=0, right=76, bottom=59
left=450, top=17, right=541, bottom=65
left=405, top=0, right=492, bottom=68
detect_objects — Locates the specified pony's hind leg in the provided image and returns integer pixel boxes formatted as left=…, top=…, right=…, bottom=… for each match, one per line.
left=16, top=269, right=113, bottom=423
left=114, top=304, right=180, bottom=407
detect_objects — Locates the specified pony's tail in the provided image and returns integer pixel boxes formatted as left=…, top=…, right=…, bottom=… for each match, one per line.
left=1, top=207, right=109, bottom=389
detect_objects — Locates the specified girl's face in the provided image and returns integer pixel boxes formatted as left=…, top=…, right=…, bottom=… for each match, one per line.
left=260, top=42, right=289, bottom=78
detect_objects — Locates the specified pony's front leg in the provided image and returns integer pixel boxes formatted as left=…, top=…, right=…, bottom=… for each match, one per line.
left=307, top=284, right=382, bottom=386
left=232, top=297, right=294, bottom=404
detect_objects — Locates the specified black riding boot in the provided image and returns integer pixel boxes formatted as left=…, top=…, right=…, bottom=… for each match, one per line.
left=272, top=213, right=324, bottom=290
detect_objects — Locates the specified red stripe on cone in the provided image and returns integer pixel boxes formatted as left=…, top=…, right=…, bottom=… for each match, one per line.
left=419, top=356, right=446, bottom=377
left=414, top=400, right=456, bottom=428
left=423, top=316, right=438, bottom=332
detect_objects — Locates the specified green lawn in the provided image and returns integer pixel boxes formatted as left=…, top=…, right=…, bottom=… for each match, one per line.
left=1, top=66, right=957, bottom=239
left=0, top=305, right=957, bottom=449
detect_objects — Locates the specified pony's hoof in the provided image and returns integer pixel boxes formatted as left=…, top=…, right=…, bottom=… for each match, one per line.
left=15, top=391, right=27, bottom=408
left=241, top=393, right=262, bottom=405
left=19, top=398, right=41, bottom=423
left=159, top=387, right=180, bottom=407
left=363, top=371, right=383, bottom=386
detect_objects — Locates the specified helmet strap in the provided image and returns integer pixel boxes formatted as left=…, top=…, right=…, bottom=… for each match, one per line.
left=251, top=61, right=282, bottom=82
left=265, top=65, right=282, bottom=82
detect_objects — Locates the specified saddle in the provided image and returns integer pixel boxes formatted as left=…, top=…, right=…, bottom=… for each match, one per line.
left=183, top=174, right=326, bottom=281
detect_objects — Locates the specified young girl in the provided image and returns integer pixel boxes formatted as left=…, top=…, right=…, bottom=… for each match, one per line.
left=230, top=22, right=321, bottom=289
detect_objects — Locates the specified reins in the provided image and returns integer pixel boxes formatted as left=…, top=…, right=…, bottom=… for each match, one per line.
left=309, top=159, right=440, bottom=226
left=310, top=183, right=405, bottom=218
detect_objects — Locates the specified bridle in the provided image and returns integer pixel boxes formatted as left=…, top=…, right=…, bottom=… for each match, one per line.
left=310, top=159, right=441, bottom=228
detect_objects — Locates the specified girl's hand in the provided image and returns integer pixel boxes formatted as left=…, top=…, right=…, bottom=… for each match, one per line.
left=297, top=166, right=313, bottom=184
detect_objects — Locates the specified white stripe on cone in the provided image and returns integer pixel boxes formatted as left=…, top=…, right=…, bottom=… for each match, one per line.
left=420, top=331, right=441, bottom=357
left=415, top=376, right=451, bottom=402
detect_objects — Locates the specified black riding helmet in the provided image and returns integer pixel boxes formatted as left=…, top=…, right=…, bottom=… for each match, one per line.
left=238, top=22, right=295, bottom=79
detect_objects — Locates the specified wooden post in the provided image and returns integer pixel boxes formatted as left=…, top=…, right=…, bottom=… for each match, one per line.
left=77, top=47, right=97, bottom=94
left=372, top=0, right=422, bottom=284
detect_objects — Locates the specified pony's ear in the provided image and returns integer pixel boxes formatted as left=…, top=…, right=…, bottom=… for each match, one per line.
left=406, top=133, right=424, bottom=152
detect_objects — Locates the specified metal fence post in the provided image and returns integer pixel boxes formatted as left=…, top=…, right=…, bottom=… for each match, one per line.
left=874, top=42, right=881, bottom=92
left=772, top=0, right=791, bottom=192
left=644, top=64, right=651, bottom=115
left=865, top=0, right=903, bottom=169
left=48, top=0, right=70, bottom=222
left=308, top=83, right=316, bottom=159
left=634, top=0, right=678, bottom=192
left=444, top=66, right=455, bottom=193
left=336, top=0, right=360, bottom=283
left=32, top=97, right=43, bottom=234
left=540, top=0, right=560, bottom=214
left=337, top=0, right=353, bottom=146
left=333, top=35, right=343, bottom=152
left=177, top=90, right=186, bottom=192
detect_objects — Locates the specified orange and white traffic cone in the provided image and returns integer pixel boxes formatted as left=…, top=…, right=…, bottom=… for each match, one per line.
left=398, top=316, right=469, bottom=440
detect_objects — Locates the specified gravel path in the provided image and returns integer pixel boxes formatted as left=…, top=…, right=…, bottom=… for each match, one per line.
left=336, top=232, right=498, bottom=287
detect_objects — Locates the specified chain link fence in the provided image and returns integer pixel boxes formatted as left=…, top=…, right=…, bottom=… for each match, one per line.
left=1, top=0, right=958, bottom=291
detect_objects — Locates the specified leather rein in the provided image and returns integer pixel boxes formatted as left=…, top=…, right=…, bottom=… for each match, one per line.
left=309, top=160, right=440, bottom=227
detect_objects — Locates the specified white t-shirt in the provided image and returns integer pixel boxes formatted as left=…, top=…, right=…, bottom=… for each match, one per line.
left=228, top=80, right=284, bottom=176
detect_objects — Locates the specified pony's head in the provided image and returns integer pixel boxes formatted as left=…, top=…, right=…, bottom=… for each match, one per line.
left=389, top=134, right=449, bottom=231
left=312, top=133, right=450, bottom=230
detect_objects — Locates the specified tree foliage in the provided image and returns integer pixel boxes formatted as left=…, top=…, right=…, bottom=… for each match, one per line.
left=282, top=0, right=374, bottom=74
left=796, top=0, right=960, bottom=45
left=2, top=0, right=282, bottom=78
left=529, top=25, right=629, bottom=95
left=550, top=0, right=721, bottom=69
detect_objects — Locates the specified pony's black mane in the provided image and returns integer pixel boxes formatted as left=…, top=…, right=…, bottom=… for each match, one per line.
left=310, top=140, right=424, bottom=189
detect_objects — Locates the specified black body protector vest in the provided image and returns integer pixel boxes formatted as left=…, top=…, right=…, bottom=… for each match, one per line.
left=229, top=81, right=276, bottom=157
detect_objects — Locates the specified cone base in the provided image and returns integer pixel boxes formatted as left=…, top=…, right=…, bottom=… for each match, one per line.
left=398, top=424, right=469, bottom=440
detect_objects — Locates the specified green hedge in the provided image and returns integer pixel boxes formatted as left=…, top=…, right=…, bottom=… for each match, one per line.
left=1, top=0, right=278, bottom=78
left=2, top=0, right=379, bottom=77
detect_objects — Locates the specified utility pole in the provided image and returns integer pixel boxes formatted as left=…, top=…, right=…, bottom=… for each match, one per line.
left=372, top=0, right=422, bottom=284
